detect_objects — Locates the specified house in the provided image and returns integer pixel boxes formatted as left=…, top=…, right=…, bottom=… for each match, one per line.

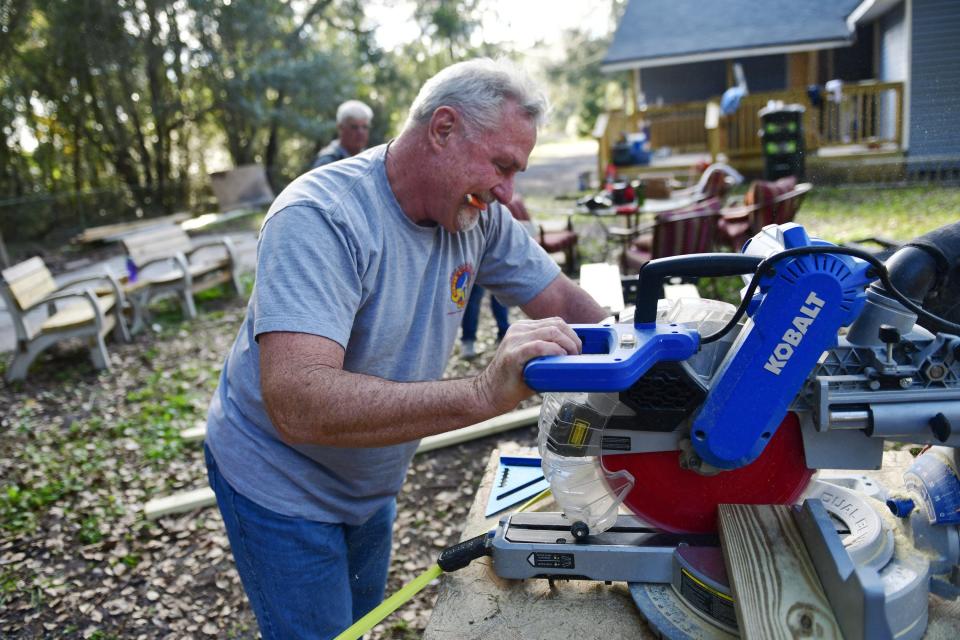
left=597, top=0, right=960, bottom=182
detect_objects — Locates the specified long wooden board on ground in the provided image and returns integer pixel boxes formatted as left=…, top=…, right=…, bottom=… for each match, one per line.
left=718, top=503, right=843, bottom=639
left=144, top=404, right=542, bottom=519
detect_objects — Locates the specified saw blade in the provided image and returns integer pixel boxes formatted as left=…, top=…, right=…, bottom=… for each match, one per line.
left=601, top=413, right=813, bottom=534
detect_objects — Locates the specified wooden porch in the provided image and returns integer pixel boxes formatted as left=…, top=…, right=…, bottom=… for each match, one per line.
left=597, top=80, right=905, bottom=182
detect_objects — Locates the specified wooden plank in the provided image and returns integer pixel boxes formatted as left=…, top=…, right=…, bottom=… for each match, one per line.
left=180, top=424, right=206, bottom=442
left=718, top=504, right=842, bottom=639
left=175, top=405, right=541, bottom=452
left=2, top=257, right=57, bottom=309
left=73, top=212, right=192, bottom=244
left=144, top=487, right=216, bottom=520
left=145, top=405, right=542, bottom=518
left=579, top=262, right=624, bottom=315
left=414, top=405, right=540, bottom=454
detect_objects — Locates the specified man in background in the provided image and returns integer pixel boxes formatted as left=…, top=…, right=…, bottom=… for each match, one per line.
left=310, top=99, right=373, bottom=169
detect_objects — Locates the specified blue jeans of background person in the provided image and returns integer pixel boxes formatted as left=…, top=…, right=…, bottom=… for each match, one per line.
left=461, top=285, right=510, bottom=342
left=205, top=445, right=395, bottom=639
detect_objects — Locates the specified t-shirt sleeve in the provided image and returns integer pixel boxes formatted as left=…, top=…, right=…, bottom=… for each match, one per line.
left=475, top=203, right=562, bottom=307
left=253, top=204, right=361, bottom=348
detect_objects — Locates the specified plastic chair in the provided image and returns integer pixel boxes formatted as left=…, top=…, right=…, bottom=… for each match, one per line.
left=717, top=178, right=812, bottom=252
left=622, top=198, right=723, bottom=274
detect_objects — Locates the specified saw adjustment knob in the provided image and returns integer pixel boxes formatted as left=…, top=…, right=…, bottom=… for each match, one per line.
left=878, top=324, right=900, bottom=364
left=878, top=324, right=901, bottom=344
left=570, top=521, right=590, bottom=540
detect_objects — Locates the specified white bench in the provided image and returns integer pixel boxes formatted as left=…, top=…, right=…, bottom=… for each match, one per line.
left=121, top=225, right=242, bottom=333
left=1, top=257, right=131, bottom=381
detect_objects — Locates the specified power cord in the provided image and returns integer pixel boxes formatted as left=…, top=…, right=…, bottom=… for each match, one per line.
left=332, top=485, right=552, bottom=640
left=701, top=245, right=960, bottom=345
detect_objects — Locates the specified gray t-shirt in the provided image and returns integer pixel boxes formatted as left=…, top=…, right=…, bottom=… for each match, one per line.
left=206, top=144, right=561, bottom=525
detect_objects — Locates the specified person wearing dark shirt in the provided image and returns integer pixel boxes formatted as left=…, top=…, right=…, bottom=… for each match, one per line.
left=310, top=100, right=373, bottom=169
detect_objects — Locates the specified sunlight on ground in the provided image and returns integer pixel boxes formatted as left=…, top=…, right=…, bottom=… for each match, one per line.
left=530, top=138, right=597, bottom=160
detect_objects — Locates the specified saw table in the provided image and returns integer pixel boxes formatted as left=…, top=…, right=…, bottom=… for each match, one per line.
left=422, top=449, right=960, bottom=640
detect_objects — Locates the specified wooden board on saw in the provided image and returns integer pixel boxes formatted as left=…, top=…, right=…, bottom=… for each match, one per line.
left=718, top=503, right=843, bottom=639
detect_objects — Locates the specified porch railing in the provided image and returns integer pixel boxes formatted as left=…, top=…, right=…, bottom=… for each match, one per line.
left=596, top=80, right=904, bottom=170
left=817, top=81, right=904, bottom=148
left=645, top=101, right=710, bottom=153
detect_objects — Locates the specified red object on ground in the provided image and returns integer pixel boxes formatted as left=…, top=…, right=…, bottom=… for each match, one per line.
left=600, top=413, right=813, bottom=533
left=604, top=163, right=617, bottom=191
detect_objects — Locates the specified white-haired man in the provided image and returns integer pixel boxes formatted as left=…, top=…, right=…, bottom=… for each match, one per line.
left=204, top=58, right=606, bottom=639
left=311, top=99, right=373, bottom=169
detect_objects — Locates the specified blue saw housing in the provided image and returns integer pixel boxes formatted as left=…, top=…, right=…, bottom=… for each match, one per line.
left=522, top=223, right=875, bottom=471
left=691, top=224, right=874, bottom=468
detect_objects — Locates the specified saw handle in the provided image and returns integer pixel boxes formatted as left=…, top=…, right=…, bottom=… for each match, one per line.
left=633, top=253, right=763, bottom=326
left=437, top=531, right=492, bottom=572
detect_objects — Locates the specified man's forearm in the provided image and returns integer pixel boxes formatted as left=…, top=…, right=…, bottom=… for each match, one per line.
left=263, top=363, right=500, bottom=448
left=523, top=274, right=608, bottom=324
left=260, top=318, right=583, bottom=449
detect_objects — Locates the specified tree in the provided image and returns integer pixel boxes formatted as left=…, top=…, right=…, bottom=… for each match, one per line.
left=545, top=0, right=627, bottom=137
left=0, top=0, right=380, bottom=245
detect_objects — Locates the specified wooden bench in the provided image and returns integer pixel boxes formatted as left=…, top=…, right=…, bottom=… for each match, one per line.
left=1, top=257, right=131, bottom=382
left=120, top=225, right=242, bottom=333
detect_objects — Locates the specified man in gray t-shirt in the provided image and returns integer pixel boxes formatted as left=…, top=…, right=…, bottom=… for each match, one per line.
left=205, top=58, right=607, bottom=639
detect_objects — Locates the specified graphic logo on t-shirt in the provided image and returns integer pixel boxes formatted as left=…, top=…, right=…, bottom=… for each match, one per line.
left=450, top=263, right=474, bottom=310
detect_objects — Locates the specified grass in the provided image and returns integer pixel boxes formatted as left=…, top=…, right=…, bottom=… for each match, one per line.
left=797, top=185, right=960, bottom=244
left=524, top=184, right=959, bottom=304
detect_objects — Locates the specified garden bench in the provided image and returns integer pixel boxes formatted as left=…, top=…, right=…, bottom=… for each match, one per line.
left=1, top=257, right=131, bottom=382
left=120, top=225, right=242, bottom=333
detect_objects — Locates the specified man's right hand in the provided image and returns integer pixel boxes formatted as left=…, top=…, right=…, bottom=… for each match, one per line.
left=474, top=317, right=582, bottom=413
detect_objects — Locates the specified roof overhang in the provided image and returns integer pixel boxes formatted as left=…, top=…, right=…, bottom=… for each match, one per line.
left=601, top=38, right=852, bottom=73
left=847, top=0, right=903, bottom=29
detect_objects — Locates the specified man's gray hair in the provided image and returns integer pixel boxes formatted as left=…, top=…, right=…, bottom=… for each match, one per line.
left=405, top=58, right=549, bottom=134
left=337, top=100, right=373, bottom=125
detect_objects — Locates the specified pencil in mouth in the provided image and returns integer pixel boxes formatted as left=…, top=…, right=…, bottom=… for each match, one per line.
left=464, top=193, right=487, bottom=210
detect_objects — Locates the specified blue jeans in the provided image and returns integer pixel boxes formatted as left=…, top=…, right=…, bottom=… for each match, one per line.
left=205, top=445, right=395, bottom=639
left=461, top=285, right=510, bottom=342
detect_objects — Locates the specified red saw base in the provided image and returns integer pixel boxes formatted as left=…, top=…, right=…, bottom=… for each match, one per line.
left=601, top=413, right=813, bottom=534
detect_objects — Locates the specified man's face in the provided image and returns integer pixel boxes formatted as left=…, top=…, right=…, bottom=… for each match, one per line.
left=435, top=100, right=537, bottom=233
left=338, top=117, right=370, bottom=156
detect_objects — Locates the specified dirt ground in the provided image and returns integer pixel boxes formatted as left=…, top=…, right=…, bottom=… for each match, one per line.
left=0, top=287, right=533, bottom=639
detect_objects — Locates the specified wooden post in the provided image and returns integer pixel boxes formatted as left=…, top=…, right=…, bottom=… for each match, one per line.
left=719, top=504, right=842, bottom=639
left=705, top=102, right=721, bottom=163
left=895, top=85, right=904, bottom=149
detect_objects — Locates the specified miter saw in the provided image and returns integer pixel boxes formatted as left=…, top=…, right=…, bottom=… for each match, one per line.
left=438, top=222, right=960, bottom=640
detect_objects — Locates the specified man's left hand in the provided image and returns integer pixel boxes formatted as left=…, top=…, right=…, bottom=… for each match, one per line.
left=473, top=317, right=582, bottom=413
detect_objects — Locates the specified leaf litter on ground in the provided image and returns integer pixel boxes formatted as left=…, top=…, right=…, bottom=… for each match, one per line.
left=0, top=287, right=536, bottom=639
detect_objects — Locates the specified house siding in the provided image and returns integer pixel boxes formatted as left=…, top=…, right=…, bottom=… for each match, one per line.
left=908, top=0, right=960, bottom=163
left=640, top=55, right=786, bottom=105
left=878, top=2, right=907, bottom=140
left=641, top=60, right=728, bottom=105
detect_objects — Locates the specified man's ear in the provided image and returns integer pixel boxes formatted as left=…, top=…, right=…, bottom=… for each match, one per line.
left=428, top=106, right=458, bottom=149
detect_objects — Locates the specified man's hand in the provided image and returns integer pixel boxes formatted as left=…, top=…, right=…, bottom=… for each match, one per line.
left=474, top=317, right=582, bottom=413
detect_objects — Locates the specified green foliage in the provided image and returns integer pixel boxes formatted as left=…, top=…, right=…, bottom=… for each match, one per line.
left=545, top=1, right=626, bottom=136
left=546, top=29, right=613, bottom=137
left=1, top=0, right=377, bottom=245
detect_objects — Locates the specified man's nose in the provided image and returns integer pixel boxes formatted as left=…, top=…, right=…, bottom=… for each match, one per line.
left=491, top=177, right=514, bottom=205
